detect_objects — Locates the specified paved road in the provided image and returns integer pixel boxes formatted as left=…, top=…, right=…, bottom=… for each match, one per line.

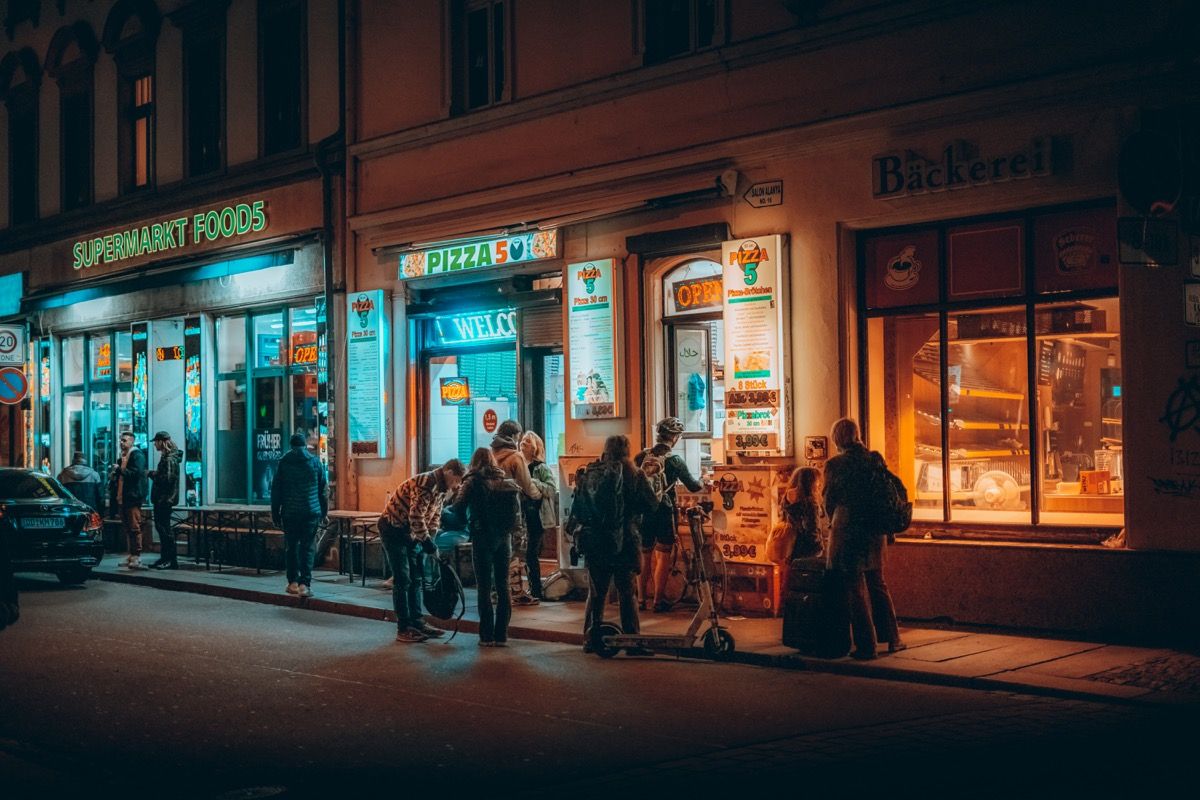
left=0, top=577, right=1190, bottom=798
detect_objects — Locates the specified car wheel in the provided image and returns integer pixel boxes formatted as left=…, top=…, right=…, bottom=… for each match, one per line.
left=57, top=568, right=92, bottom=586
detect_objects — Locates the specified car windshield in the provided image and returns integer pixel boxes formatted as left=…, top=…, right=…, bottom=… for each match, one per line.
left=0, top=473, right=71, bottom=500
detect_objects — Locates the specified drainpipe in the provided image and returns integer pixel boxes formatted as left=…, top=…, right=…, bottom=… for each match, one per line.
left=314, top=0, right=347, bottom=507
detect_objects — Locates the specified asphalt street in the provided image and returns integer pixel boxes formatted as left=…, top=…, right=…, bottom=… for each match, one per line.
left=0, top=577, right=1191, bottom=798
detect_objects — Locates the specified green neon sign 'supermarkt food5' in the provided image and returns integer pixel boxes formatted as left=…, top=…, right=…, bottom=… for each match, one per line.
left=71, top=200, right=268, bottom=270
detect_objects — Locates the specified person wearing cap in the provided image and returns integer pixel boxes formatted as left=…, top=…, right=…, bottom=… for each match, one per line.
left=271, top=432, right=329, bottom=597
left=147, top=432, right=183, bottom=570
left=635, top=417, right=705, bottom=613
left=58, top=451, right=105, bottom=516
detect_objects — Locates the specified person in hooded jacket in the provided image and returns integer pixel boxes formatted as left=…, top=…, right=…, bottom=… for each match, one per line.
left=519, top=431, right=558, bottom=601
left=453, top=447, right=523, bottom=646
left=147, top=431, right=183, bottom=569
left=112, top=432, right=150, bottom=569
left=490, top=419, right=542, bottom=606
left=270, top=433, right=329, bottom=598
left=58, top=452, right=104, bottom=515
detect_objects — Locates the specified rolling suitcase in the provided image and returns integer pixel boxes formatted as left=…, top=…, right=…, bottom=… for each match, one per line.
left=782, top=558, right=851, bottom=658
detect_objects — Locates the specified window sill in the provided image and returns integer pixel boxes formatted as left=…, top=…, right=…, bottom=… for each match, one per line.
left=903, top=520, right=1122, bottom=547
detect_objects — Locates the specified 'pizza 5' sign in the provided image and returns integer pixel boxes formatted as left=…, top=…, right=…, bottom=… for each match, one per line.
left=400, top=230, right=558, bottom=279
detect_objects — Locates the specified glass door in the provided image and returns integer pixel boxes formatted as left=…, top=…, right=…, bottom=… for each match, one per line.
left=422, top=346, right=518, bottom=469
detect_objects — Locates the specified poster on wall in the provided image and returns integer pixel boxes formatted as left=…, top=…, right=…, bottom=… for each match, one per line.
left=721, top=235, right=791, bottom=456
left=706, top=466, right=781, bottom=563
left=567, top=258, right=621, bottom=419
left=347, top=290, right=391, bottom=458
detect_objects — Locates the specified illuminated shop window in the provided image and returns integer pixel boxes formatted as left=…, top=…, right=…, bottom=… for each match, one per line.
left=862, top=203, right=1122, bottom=533
left=662, top=258, right=725, bottom=468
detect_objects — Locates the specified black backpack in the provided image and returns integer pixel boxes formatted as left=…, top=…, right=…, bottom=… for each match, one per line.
left=471, top=476, right=522, bottom=540
left=573, top=460, right=626, bottom=556
left=869, top=453, right=913, bottom=534
left=422, top=556, right=466, bottom=641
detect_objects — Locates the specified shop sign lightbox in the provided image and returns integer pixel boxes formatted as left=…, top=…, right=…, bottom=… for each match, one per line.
left=440, top=377, right=471, bottom=406
left=722, top=235, right=792, bottom=456
left=431, top=308, right=517, bottom=347
left=347, top=290, right=391, bottom=458
left=567, top=258, right=621, bottom=419
left=399, top=230, right=558, bottom=279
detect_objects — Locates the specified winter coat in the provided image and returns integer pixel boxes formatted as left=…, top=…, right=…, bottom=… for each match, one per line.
left=781, top=494, right=824, bottom=559
left=578, top=460, right=659, bottom=570
left=491, top=435, right=540, bottom=548
left=528, top=460, right=560, bottom=529
left=270, top=446, right=328, bottom=521
left=150, top=448, right=183, bottom=506
left=452, top=466, right=522, bottom=545
left=822, top=443, right=887, bottom=573
left=116, top=447, right=149, bottom=506
left=58, top=462, right=104, bottom=514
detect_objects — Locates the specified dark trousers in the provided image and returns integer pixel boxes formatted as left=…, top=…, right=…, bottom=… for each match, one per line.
left=473, top=535, right=512, bottom=643
left=380, top=526, right=424, bottom=630
left=282, top=516, right=318, bottom=587
left=153, top=503, right=176, bottom=564
left=525, top=514, right=544, bottom=599
left=122, top=505, right=143, bottom=555
left=842, top=568, right=900, bottom=656
left=584, top=562, right=640, bottom=644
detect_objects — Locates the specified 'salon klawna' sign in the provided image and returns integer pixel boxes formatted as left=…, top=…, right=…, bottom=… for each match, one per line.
left=72, top=200, right=269, bottom=270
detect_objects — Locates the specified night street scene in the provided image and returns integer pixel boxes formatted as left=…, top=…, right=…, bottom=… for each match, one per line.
left=1, top=1, right=1199, bottom=797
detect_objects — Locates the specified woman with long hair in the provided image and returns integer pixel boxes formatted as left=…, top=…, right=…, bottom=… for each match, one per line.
left=452, top=447, right=522, bottom=647
left=519, top=431, right=559, bottom=601
left=782, top=466, right=824, bottom=559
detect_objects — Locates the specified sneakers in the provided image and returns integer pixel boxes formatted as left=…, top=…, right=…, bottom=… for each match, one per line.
left=416, top=622, right=445, bottom=638
left=381, top=577, right=394, bottom=589
left=395, top=627, right=429, bottom=644
left=888, top=640, right=908, bottom=654
left=512, top=594, right=540, bottom=606
left=126, top=556, right=142, bottom=570
left=297, top=584, right=312, bottom=598
left=479, top=639, right=495, bottom=648
left=151, top=560, right=177, bottom=570
left=286, top=583, right=300, bottom=595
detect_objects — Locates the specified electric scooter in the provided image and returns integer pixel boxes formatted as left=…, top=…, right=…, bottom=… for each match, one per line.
left=593, top=500, right=736, bottom=660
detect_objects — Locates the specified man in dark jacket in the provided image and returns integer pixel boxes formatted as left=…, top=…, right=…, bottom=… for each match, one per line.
left=113, top=432, right=149, bottom=569
left=635, top=417, right=705, bottom=612
left=271, top=433, right=329, bottom=598
left=58, top=451, right=104, bottom=515
left=148, top=431, right=183, bottom=570
left=822, top=417, right=904, bottom=659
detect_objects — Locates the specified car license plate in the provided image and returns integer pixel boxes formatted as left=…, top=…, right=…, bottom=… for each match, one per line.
left=22, top=517, right=65, bottom=530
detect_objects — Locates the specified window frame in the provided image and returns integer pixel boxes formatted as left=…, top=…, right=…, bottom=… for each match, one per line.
left=640, top=0, right=727, bottom=66
left=857, top=199, right=1122, bottom=544
left=257, top=0, right=308, bottom=158
left=177, top=5, right=228, bottom=179
left=449, top=0, right=512, bottom=115
left=57, top=59, right=95, bottom=212
left=5, top=81, right=39, bottom=226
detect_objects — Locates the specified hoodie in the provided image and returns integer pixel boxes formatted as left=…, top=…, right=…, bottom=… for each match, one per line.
left=150, top=447, right=183, bottom=506
left=490, top=435, right=541, bottom=500
left=58, top=462, right=104, bottom=513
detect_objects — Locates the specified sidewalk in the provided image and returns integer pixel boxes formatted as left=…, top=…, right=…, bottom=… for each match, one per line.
left=91, top=555, right=1200, bottom=706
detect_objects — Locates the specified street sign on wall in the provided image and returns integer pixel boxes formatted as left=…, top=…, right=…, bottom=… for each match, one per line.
left=0, top=325, right=25, bottom=367
left=0, top=366, right=29, bottom=405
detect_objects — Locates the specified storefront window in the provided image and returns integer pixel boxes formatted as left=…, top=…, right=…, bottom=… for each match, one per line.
left=542, top=353, right=565, bottom=465
left=63, top=336, right=84, bottom=386
left=91, top=335, right=114, bottom=381
left=89, top=392, right=114, bottom=474
left=116, top=331, right=133, bottom=383
left=216, top=377, right=247, bottom=501
left=426, top=349, right=518, bottom=467
left=861, top=202, right=1122, bottom=533
left=1035, top=298, right=1122, bottom=524
left=64, top=391, right=84, bottom=469
left=662, top=259, right=725, bottom=469
left=253, top=312, right=285, bottom=368
left=217, top=316, right=246, bottom=373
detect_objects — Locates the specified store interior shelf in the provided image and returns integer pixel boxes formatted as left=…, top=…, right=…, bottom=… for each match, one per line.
left=917, top=410, right=1029, bottom=431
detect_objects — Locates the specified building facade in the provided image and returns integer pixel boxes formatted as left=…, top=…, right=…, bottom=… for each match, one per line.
left=345, top=0, right=1200, bottom=640
left=0, top=0, right=343, bottom=506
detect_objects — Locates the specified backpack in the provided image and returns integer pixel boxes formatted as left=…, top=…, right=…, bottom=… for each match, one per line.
left=572, top=460, right=626, bottom=556
left=472, top=476, right=522, bottom=540
left=637, top=449, right=669, bottom=507
left=422, top=555, right=466, bottom=641
left=869, top=454, right=913, bottom=534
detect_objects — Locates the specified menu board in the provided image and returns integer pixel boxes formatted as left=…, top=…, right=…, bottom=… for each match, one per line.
left=706, top=466, right=782, bottom=564
left=567, top=258, right=621, bottom=419
left=722, top=235, right=791, bottom=456
left=347, top=290, right=390, bottom=458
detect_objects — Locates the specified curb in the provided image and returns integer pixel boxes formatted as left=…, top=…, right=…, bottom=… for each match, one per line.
left=93, top=570, right=1192, bottom=708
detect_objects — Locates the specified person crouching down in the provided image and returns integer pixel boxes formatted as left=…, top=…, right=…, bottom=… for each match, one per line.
left=380, top=459, right=465, bottom=643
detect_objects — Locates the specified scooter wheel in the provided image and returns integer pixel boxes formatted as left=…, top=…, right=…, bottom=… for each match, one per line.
left=595, top=623, right=622, bottom=659
left=702, top=627, right=735, bottom=660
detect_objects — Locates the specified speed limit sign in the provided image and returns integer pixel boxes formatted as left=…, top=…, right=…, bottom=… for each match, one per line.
left=0, top=326, right=24, bottom=367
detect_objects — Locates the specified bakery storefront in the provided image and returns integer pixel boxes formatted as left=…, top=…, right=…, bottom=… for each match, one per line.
left=10, top=179, right=331, bottom=506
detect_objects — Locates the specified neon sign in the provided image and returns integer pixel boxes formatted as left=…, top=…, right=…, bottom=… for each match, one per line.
left=673, top=276, right=723, bottom=311
left=431, top=309, right=517, bottom=347
left=440, top=377, right=471, bottom=405
left=155, top=346, right=183, bottom=362
left=291, top=343, right=319, bottom=365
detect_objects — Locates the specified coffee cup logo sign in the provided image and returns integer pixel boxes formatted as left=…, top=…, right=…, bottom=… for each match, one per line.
left=884, top=245, right=922, bottom=291
left=1054, top=229, right=1097, bottom=274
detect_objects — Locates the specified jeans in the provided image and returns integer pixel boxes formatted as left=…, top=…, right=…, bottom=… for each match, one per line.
left=840, top=567, right=900, bottom=656
left=473, top=535, right=512, bottom=643
left=153, top=503, right=175, bottom=564
left=380, top=525, right=424, bottom=630
left=122, top=505, right=143, bottom=556
left=282, top=515, right=318, bottom=587
left=525, top=515, right=544, bottom=599
left=584, top=562, right=640, bottom=644
left=865, top=568, right=900, bottom=646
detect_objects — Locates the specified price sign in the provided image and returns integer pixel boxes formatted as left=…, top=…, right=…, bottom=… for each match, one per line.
left=155, top=345, right=183, bottom=362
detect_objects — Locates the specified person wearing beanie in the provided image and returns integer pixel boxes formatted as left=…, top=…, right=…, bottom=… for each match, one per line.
left=270, top=432, right=329, bottom=597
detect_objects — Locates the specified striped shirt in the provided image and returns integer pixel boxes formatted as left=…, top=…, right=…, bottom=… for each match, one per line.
left=382, top=470, right=444, bottom=540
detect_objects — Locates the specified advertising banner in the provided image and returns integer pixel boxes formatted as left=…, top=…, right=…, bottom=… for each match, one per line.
left=567, top=258, right=621, bottom=419
left=347, top=290, right=391, bottom=458
left=705, top=466, right=784, bottom=564
left=721, top=235, right=791, bottom=456
left=399, top=230, right=558, bottom=279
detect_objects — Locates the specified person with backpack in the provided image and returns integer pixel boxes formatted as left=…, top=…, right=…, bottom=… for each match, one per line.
left=379, top=459, right=465, bottom=643
left=490, top=420, right=542, bottom=606
left=271, top=433, right=330, bottom=599
left=822, top=417, right=906, bottom=659
left=519, top=431, right=558, bottom=602
left=635, top=417, right=705, bottom=613
left=452, top=448, right=522, bottom=646
left=58, top=452, right=105, bottom=516
left=574, top=435, right=660, bottom=655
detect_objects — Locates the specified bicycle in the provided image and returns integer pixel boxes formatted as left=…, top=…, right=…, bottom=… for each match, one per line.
left=658, top=500, right=726, bottom=613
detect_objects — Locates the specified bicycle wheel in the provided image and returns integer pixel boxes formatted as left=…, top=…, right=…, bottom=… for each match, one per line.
left=702, top=544, right=727, bottom=613
left=659, top=545, right=687, bottom=607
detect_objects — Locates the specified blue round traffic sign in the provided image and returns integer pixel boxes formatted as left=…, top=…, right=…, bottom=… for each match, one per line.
left=0, top=366, right=28, bottom=405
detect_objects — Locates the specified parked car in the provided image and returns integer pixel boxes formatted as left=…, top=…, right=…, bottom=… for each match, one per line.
left=1, top=469, right=104, bottom=585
